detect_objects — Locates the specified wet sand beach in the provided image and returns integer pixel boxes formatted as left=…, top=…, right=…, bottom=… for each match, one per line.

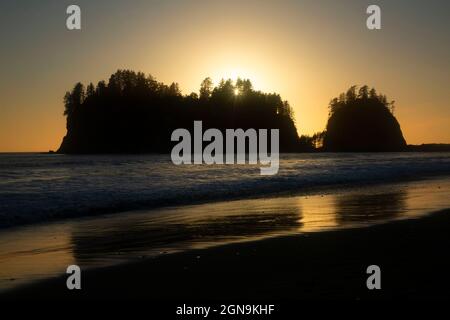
left=3, top=208, right=450, bottom=300
left=1, top=177, right=450, bottom=300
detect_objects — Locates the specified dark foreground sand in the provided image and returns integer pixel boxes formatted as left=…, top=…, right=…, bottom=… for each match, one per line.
left=3, top=209, right=450, bottom=301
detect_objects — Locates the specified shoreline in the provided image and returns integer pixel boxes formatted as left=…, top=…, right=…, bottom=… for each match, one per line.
left=1, top=166, right=449, bottom=231
left=0, top=175, right=449, bottom=295
left=3, top=208, right=450, bottom=300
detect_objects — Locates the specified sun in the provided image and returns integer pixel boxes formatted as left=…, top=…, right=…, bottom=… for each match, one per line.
left=234, top=88, right=239, bottom=96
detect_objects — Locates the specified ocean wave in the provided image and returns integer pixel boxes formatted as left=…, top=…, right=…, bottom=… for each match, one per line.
left=0, top=152, right=449, bottom=228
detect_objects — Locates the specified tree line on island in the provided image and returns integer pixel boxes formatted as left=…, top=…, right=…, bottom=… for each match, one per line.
left=58, top=69, right=414, bottom=154
left=59, top=70, right=299, bottom=153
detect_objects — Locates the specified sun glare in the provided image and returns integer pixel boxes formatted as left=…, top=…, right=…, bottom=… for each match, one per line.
left=209, top=65, right=269, bottom=93
left=234, top=88, right=239, bottom=96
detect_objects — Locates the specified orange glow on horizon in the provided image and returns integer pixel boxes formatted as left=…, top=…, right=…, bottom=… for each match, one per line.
left=0, top=1, right=449, bottom=152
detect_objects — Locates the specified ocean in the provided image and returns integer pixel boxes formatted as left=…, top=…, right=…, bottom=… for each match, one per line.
left=1, top=152, right=450, bottom=229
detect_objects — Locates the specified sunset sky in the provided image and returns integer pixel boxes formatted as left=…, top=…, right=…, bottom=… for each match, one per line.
left=0, top=0, right=449, bottom=152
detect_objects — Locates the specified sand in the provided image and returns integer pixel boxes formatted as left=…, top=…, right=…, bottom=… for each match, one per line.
left=3, top=208, right=450, bottom=301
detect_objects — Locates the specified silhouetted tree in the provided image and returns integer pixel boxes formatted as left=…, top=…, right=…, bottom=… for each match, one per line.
left=199, top=77, right=213, bottom=100
left=63, top=82, right=84, bottom=116
left=346, top=85, right=357, bottom=102
left=86, top=83, right=95, bottom=98
left=235, top=78, right=253, bottom=95
left=328, top=97, right=341, bottom=117
left=358, top=85, right=369, bottom=100
left=168, top=82, right=181, bottom=96
left=96, top=80, right=107, bottom=95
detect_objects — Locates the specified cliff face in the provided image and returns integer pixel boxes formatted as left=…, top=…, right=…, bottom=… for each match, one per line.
left=323, top=102, right=407, bottom=152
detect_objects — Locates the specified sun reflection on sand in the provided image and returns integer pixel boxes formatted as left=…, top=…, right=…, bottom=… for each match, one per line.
left=296, top=195, right=338, bottom=232
left=0, top=224, right=75, bottom=291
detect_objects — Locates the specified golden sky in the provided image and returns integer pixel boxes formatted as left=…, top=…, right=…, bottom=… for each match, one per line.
left=0, top=0, right=449, bottom=151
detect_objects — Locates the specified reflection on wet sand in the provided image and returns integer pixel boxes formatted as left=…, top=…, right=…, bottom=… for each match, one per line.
left=334, top=190, right=406, bottom=224
left=70, top=199, right=303, bottom=263
left=0, top=177, right=449, bottom=291
left=0, top=225, right=74, bottom=290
